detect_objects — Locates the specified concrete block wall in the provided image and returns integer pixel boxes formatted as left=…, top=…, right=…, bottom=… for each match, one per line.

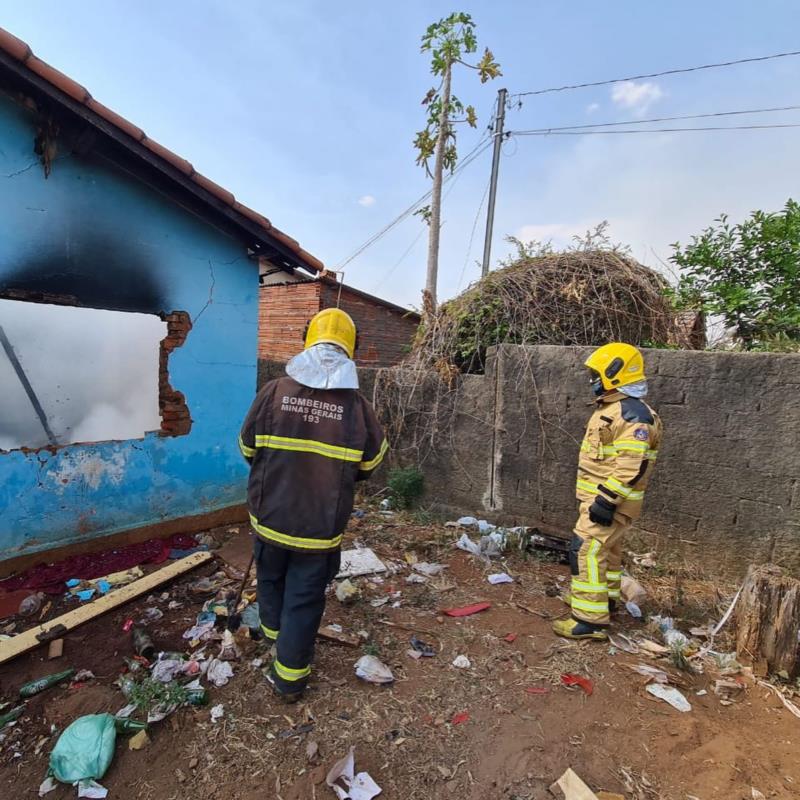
left=386, top=344, right=800, bottom=576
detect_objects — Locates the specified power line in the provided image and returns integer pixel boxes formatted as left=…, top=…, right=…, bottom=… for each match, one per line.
left=511, top=104, right=800, bottom=134
left=458, top=177, right=492, bottom=291
left=510, top=49, right=800, bottom=98
left=334, top=134, right=493, bottom=270
left=510, top=122, right=800, bottom=136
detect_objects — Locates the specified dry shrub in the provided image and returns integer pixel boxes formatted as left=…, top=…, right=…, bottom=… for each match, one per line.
left=414, top=228, right=674, bottom=374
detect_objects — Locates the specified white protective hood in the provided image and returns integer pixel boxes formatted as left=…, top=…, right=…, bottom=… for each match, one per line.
left=619, top=380, right=649, bottom=399
left=286, top=343, right=359, bottom=390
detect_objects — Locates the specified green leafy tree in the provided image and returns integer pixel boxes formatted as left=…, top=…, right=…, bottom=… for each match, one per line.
left=414, top=12, right=501, bottom=314
left=670, top=199, right=800, bottom=350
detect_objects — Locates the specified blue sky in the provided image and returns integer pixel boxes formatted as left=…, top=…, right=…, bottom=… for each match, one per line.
left=4, top=1, right=800, bottom=309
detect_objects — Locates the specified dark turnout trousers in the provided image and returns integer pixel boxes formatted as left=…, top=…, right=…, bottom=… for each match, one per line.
left=254, top=537, right=341, bottom=694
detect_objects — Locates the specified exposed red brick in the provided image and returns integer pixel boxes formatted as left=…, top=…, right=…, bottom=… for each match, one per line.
left=142, top=137, right=194, bottom=176
left=259, top=282, right=419, bottom=369
left=0, top=28, right=31, bottom=61
left=192, top=172, right=235, bottom=206
left=158, top=311, right=193, bottom=437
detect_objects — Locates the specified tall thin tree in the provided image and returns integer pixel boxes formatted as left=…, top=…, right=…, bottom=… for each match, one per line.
left=414, top=12, right=501, bottom=315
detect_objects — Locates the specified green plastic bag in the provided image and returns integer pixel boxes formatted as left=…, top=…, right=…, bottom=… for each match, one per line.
left=49, top=713, right=117, bottom=783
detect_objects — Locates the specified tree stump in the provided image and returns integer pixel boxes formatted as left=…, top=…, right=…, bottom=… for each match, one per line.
left=735, top=564, right=800, bottom=678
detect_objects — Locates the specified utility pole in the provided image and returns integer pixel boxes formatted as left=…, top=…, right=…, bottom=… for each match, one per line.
left=0, top=325, right=58, bottom=446
left=481, top=87, right=507, bottom=277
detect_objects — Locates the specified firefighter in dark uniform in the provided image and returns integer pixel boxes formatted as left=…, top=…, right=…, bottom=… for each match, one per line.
left=239, top=309, right=387, bottom=700
left=553, top=342, right=663, bottom=641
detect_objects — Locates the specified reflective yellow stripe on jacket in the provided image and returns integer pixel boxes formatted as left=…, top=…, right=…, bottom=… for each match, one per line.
left=576, top=477, right=645, bottom=502
left=255, top=434, right=363, bottom=462
left=239, top=436, right=256, bottom=458
left=359, top=438, right=389, bottom=471
left=581, top=439, right=657, bottom=460
left=249, top=514, right=343, bottom=551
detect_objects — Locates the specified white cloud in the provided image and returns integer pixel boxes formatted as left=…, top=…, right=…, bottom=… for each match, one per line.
left=357, top=194, right=376, bottom=207
left=586, top=102, right=600, bottom=114
left=611, top=80, right=664, bottom=115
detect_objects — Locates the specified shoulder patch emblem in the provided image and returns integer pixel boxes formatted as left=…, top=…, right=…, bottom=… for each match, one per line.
left=634, top=427, right=649, bottom=441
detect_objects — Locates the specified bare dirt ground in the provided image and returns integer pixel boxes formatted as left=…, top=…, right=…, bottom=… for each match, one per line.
left=1, top=511, right=798, bottom=800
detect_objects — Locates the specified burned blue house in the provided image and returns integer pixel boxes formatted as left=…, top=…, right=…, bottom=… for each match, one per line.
left=0, top=27, right=323, bottom=569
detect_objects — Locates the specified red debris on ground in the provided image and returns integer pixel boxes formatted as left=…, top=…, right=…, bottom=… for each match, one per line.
left=442, top=602, right=491, bottom=618
left=525, top=687, right=550, bottom=695
left=503, top=633, right=518, bottom=643
left=451, top=711, right=470, bottom=725
left=561, top=673, right=594, bottom=695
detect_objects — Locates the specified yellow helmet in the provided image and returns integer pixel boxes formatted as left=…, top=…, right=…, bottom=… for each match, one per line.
left=585, top=342, right=645, bottom=394
left=304, top=308, right=357, bottom=359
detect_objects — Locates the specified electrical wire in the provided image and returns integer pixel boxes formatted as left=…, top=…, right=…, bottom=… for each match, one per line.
left=510, top=104, right=800, bottom=134
left=510, top=122, right=800, bottom=136
left=370, top=141, right=487, bottom=292
left=334, top=133, right=493, bottom=270
left=509, top=49, right=800, bottom=98
left=457, top=177, right=492, bottom=292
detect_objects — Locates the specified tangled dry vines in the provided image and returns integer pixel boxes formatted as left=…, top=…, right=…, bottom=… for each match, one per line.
left=375, top=234, right=676, bottom=467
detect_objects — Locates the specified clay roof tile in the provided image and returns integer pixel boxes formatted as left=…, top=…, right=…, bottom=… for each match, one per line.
left=86, top=98, right=145, bottom=142
left=0, top=27, right=31, bottom=62
left=192, top=172, right=236, bottom=207
left=142, top=137, right=194, bottom=176
left=26, top=56, right=90, bottom=104
left=233, top=202, right=271, bottom=230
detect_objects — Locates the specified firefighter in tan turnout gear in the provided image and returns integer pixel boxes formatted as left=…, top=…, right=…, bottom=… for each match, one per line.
left=553, top=343, right=663, bottom=641
left=239, top=309, right=387, bottom=700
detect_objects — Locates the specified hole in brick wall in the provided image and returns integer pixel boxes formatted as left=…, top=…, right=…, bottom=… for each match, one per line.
left=0, top=298, right=192, bottom=451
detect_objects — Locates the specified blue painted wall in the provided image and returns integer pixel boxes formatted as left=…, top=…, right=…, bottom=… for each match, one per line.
left=0, top=90, right=257, bottom=559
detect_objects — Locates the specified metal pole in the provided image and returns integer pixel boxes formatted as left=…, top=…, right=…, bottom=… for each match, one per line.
left=0, top=324, right=58, bottom=446
left=481, top=87, right=507, bottom=277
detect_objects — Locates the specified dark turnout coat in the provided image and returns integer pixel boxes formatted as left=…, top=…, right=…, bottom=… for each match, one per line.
left=239, top=376, right=387, bottom=552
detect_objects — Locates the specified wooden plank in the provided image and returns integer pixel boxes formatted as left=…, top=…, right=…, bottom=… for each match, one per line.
left=556, top=769, right=600, bottom=800
left=0, top=552, right=212, bottom=665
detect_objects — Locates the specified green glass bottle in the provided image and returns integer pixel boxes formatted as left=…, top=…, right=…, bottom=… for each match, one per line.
left=0, top=705, right=25, bottom=729
left=19, top=669, right=75, bottom=698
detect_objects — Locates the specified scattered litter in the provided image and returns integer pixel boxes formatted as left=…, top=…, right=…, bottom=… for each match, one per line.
left=409, top=635, right=435, bottom=657
left=407, top=649, right=423, bottom=660
left=182, top=621, right=215, bottom=642
left=637, top=638, right=670, bottom=655
left=306, top=740, right=320, bottom=761
left=73, top=670, right=95, bottom=683
left=630, top=551, right=657, bottom=568
left=404, top=574, right=428, bottom=585
left=76, top=589, right=96, bottom=602
left=210, top=704, right=225, bottom=724
left=451, top=711, right=470, bottom=725
left=318, top=625, right=361, bottom=647
left=696, top=689, right=707, bottom=696
left=18, top=592, right=44, bottom=617
left=561, top=673, right=593, bottom=695
left=525, top=687, right=549, bottom=695
left=629, top=664, right=669, bottom=684
left=456, top=516, right=479, bottom=527
left=608, top=633, right=639, bottom=654
left=487, top=572, right=514, bottom=585
left=452, top=655, right=471, bottom=669
left=47, top=638, right=64, bottom=660
left=751, top=789, right=766, bottom=800
left=278, top=722, right=314, bottom=740
left=152, top=659, right=185, bottom=683
left=620, top=575, right=647, bottom=604
left=122, top=618, right=134, bottom=633
left=77, top=779, right=108, bottom=799
left=413, top=562, right=447, bottom=577
left=49, top=713, right=116, bottom=787
left=650, top=615, right=690, bottom=649
left=455, top=533, right=482, bottom=557
left=354, top=655, right=394, bottom=684
left=207, top=658, right=234, bottom=687
left=20, top=669, right=76, bottom=698
left=238, top=603, right=260, bottom=631
left=504, top=633, right=518, bottom=643
left=442, top=602, right=491, bottom=617
left=555, top=767, right=600, bottom=800
left=337, top=548, right=387, bottom=578
left=335, top=579, right=361, bottom=605
left=714, top=678, right=744, bottom=696
left=646, top=684, right=691, bottom=712
left=128, top=729, right=149, bottom=750
left=140, top=606, right=163, bottom=623
left=38, top=776, right=57, bottom=796
left=326, top=746, right=382, bottom=800
left=132, top=627, right=156, bottom=659
left=371, top=595, right=391, bottom=606
left=625, top=601, right=642, bottom=619
left=218, top=629, right=240, bottom=660
left=0, top=705, right=25, bottom=729
left=757, top=680, right=800, bottom=719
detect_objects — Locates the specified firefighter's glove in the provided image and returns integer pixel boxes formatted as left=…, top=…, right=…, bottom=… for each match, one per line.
left=588, top=496, right=616, bottom=527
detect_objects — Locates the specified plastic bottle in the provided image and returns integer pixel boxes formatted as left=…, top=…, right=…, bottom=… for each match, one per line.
left=18, top=593, right=43, bottom=617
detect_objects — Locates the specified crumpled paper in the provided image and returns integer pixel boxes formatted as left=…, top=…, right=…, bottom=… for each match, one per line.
left=326, top=746, right=382, bottom=800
